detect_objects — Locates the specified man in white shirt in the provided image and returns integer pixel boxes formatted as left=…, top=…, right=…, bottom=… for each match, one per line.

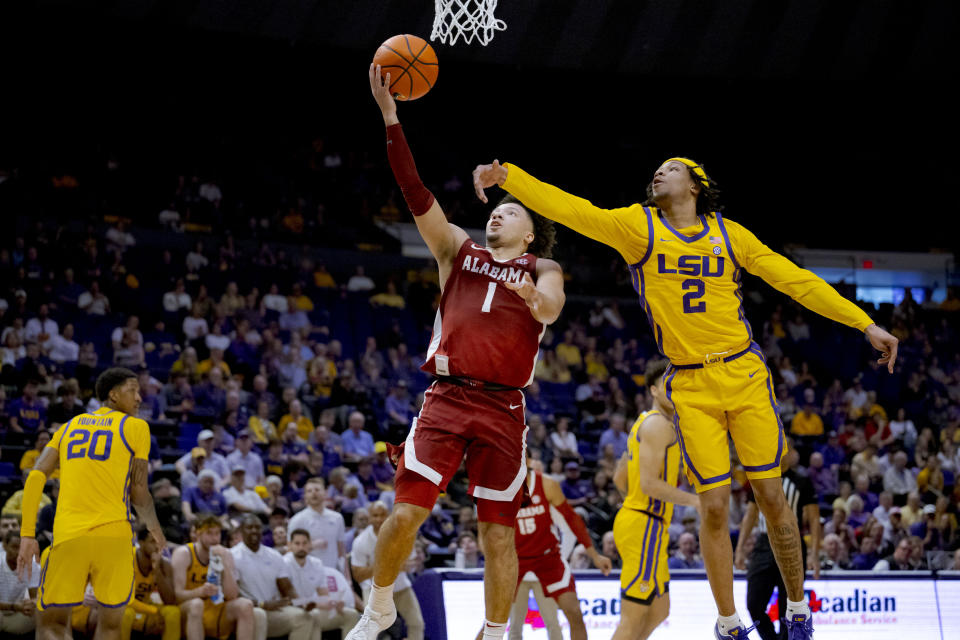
left=24, top=304, right=58, bottom=351
left=226, top=430, right=265, bottom=488
left=182, top=308, right=209, bottom=341
left=883, top=451, right=918, bottom=500
left=231, top=515, right=316, bottom=640
left=223, top=467, right=270, bottom=517
left=163, top=279, right=192, bottom=313
left=47, top=323, right=80, bottom=364
left=350, top=502, right=423, bottom=640
left=0, top=532, right=40, bottom=635
left=287, top=478, right=346, bottom=571
left=111, top=315, right=144, bottom=351
left=285, top=528, right=361, bottom=637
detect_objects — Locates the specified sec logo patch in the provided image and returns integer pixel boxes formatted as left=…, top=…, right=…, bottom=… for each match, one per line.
left=713, top=246, right=722, bottom=255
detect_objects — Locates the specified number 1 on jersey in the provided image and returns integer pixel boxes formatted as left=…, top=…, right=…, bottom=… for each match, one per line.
left=481, top=282, right=497, bottom=313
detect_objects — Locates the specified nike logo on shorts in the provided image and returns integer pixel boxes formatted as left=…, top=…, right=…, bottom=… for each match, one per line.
left=748, top=369, right=759, bottom=378
left=509, top=403, right=523, bottom=410
left=659, top=237, right=672, bottom=242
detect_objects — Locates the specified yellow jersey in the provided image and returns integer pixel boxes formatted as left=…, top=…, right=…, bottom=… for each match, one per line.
left=623, top=410, right=681, bottom=522
left=502, top=164, right=874, bottom=364
left=47, top=407, right=150, bottom=545
left=185, top=543, right=209, bottom=590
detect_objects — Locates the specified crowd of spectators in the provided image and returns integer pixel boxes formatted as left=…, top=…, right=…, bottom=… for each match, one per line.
left=2, top=150, right=960, bottom=636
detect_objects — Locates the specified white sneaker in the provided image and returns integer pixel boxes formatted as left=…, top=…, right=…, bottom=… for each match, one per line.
left=344, top=606, right=398, bottom=640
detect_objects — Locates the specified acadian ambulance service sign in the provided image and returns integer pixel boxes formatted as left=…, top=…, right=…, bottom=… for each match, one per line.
left=441, top=575, right=953, bottom=640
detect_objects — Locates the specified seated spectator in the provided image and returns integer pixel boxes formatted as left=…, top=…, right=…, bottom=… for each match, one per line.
left=819, top=533, right=850, bottom=570
left=850, top=535, right=882, bottom=570
left=790, top=391, right=824, bottom=437
left=263, top=476, right=291, bottom=516
left=453, top=531, right=483, bottom=568
left=176, top=430, right=229, bottom=481
left=346, top=266, right=375, bottom=292
left=47, top=381, right=84, bottom=427
left=341, top=411, right=375, bottom=462
left=420, top=504, right=457, bottom=554
left=280, top=423, right=310, bottom=462
left=598, top=412, right=629, bottom=459
left=8, top=380, right=45, bottom=433
left=248, top=400, right=278, bottom=446
left=230, top=515, right=316, bottom=640
left=264, top=441, right=286, bottom=477
left=853, top=474, right=879, bottom=513
left=2, top=483, right=52, bottom=518
left=371, top=442, right=395, bottom=488
left=668, top=532, right=704, bottom=569
left=261, top=284, right=289, bottom=315
left=916, top=456, right=945, bottom=500
left=872, top=537, right=914, bottom=571
left=226, top=430, right=265, bottom=489
left=193, top=368, right=227, bottom=417
left=284, top=529, right=360, bottom=638
left=19, top=430, right=55, bottom=476
left=559, top=462, right=595, bottom=510
left=846, top=494, right=869, bottom=529
left=550, top=417, right=579, bottom=461
left=223, top=467, right=270, bottom=517
left=181, top=307, right=209, bottom=343
left=883, top=451, right=917, bottom=501
left=279, top=400, right=314, bottom=442
left=182, top=469, right=227, bottom=522
left=45, top=323, right=79, bottom=365
left=886, top=408, right=918, bottom=450
left=851, top=443, right=883, bottom=485
left=170, top=347, right=201, bottom=384
left=24, top=304, right=58, bottom=352
left=77, top=280, right=110, bottom=315
left=384, top=380, right=415, bottom=437
left=807, top=452, right=838, bottom=499
left=162, top=279, right=192, bottom=315
left=198, top=347, right=231, bottom=378
left=535, top=350, right=571, bottom=384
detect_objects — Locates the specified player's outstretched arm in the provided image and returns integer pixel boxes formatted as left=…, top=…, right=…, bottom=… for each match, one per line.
left=473, top=161, right=646, bottom=262
left=369, top=63, right=468, bottom=267
left=637, top=416, right=699, bottom=510
left=503, top=259, right=565, bottom=324
left=541, top=474, right=613, bottom=575
left=733, top=222, right=899, bottom=372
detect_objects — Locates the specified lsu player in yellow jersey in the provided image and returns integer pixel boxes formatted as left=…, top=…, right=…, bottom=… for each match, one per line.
left=17, top=367, right=166, bottom=640
left=612, top=359, right=698, bottom=640
left=124, top=526, right=181, bottom=640
left=474, top=158, right=899, bottom=640
left=171, top=514, right=254, bottom=640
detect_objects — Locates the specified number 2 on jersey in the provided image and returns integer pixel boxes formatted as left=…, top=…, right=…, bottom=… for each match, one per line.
left=66, top=428, right=114, bottom=461
left=682, top=278, right=706, bottom=313
left=480, top=281, right=497, bottom=313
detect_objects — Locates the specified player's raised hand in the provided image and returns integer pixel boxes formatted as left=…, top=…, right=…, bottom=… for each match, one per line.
left=504, top=272, right=540, bottom=312
left=16, top=536, right=39, bottom=582
left=369, top=63, right=399, bottom=126
left=865, top=323, right=899, bottom=373
left=472, top=160, right=508, bottom=203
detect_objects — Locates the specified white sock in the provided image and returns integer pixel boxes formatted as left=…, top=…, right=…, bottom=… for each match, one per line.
left=482, top=619, right=507, bottom=640
left=786, top=598, right=810, bottom=619
left=717, top=612, right=743, bottom=633
left=367, top=582, right=395, bottom=614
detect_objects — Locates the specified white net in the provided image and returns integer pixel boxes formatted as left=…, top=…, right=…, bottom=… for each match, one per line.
left=431, top=0, right=506, bottom=46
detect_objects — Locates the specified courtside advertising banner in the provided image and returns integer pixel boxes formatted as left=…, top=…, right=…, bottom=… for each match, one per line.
left=440, top=574, right=956, bottom=640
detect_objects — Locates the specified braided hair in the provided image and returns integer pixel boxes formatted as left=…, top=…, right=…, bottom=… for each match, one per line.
left=643, top=161, right=723, bottom=217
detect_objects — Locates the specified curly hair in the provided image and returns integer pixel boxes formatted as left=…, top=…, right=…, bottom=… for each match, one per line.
left=496, top=194, right=557, bottom=259
left=643, top=161, right=723, bottom=217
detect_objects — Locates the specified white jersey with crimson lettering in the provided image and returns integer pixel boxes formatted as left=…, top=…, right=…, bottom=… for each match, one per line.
left=421, top=239, right=544, bottom=388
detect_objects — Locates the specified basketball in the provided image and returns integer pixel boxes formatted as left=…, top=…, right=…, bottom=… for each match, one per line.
left=373, top=34, right=439, bottom=101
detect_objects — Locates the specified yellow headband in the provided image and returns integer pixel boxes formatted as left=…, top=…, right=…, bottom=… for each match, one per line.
left=664, top=157, right=710, bottom=188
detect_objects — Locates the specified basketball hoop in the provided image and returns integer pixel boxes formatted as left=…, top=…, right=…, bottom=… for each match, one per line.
left=431, top=0, right=506, bottom=46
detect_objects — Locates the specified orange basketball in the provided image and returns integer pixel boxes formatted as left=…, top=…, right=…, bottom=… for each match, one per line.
left=373, top=34, right=439, bottom=101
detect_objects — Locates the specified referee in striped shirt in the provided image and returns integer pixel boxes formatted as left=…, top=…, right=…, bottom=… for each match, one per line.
left=735, top=441, right=821, bottom=640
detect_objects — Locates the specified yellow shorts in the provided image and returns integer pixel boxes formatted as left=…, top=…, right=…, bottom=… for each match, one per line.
left=126, top=604, right=181, bottom=636
left=614, top=508, right=670, bottom=604
left=37, top=521, right=135, bottom=610
left=202, top=601, right=230, bottom=640
left=665, top=344, right=786, bottom=492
